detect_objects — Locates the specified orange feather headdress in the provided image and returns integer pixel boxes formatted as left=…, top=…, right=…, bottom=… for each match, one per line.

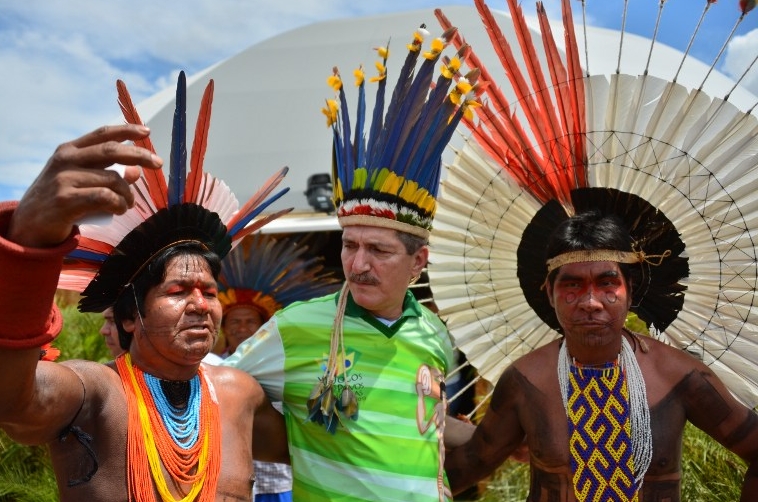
left=431, top=0, right=758, bottom=407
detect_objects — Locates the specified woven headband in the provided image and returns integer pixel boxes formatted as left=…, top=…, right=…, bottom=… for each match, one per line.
left=546, top=248, right=672, bottom=274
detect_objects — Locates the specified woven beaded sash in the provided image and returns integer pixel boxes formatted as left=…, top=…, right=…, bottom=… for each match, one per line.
left=567, top=362, right=639, bottom=502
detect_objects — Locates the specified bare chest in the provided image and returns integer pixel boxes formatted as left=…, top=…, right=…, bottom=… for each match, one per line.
left=49, top=382, right=254, bottom=501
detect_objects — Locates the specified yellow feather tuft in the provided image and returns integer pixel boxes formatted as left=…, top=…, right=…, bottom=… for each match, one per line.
left=321, top=99, right=338, bottom=126
left=399, top=179, right=419, bottom=203
left=455, top=79, right=473, bottom=95
left=381, top=171, right=404, bottom=195
left=441, top=56, right=462, bottom=79
left=353, top=66, right=365, bottom=87
left=408, top=30, right=425, bottom=52
left=415, top=191, right=436, bottom=213
left=423, top=37, right=445, bottom=60
left=370, top=61, right=387, bottom=83
left=327, top=73, right=342, bottom=92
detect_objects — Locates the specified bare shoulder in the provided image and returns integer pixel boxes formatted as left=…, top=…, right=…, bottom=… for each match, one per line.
left=57, top=358, right=121, bottom=396
left=202, top=363, right=264, bottom=403
left=512, top=339, right=561, bottom=383
left=635, top=333, right=708, bottom=375
left=633, top=332, right=733, bottom=410
left=203, top=362, right=258, bottom=385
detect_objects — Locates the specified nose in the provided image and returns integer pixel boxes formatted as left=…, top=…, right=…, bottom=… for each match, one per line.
left=351, top=247, right=371, bottom=273
left=188, top=288, right=209, bottom=313
left=566, top=288, right=617, bottom=309
left=576, top=290, right=603, bottom=311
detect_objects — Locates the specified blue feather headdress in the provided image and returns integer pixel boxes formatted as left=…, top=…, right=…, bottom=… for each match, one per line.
left=217, top=233, right=340, bottom=319
left=58, top=71, right=292, bottom=313
left=324, top=24, right=479, bottom=239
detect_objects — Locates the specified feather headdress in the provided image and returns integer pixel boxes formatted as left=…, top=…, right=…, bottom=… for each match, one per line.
left=430, top=0, right=758, bottom=408
left=217, top=233, right=340, bottom=319
left=305, top=23, right=481, bottom=434
left=58, top=71, right=292, bottom=313
left=325, top=24, right=480, bottom=239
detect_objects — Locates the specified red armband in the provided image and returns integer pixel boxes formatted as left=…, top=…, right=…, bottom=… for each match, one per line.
left=0, top=201, right=79, bottom=349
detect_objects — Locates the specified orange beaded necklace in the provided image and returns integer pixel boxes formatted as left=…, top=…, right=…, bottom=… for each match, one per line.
left=116, top=353, right=221, bottom=502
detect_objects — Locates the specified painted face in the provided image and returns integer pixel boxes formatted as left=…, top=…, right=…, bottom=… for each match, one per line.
left=100, top=306, right=124, bottom=358
left=547, top=260, right=632, bottom=354
left=341, top=225, right=427, bottom=320
left=129, top=254, right=222, bottom=368
left=222, top=305, right=264, bottom=354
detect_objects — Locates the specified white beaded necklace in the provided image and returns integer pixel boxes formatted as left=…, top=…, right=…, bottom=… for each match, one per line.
left=558, top=335, right=653, bottom=488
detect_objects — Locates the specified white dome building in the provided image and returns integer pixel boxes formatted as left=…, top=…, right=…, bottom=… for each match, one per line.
left=137, top=5, right=756, bottom=222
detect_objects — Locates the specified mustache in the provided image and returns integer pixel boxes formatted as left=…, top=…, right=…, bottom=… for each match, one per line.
left=349, top=272, right=379, bottom=285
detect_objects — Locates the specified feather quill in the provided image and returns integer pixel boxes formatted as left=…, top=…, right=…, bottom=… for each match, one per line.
left=186, top=79, right=214, bottom=203
left=116, top=80, right=168, bottom=210
left=168, top=71, right=188, bottom=206
left=226, top=166, right=290, bottom=234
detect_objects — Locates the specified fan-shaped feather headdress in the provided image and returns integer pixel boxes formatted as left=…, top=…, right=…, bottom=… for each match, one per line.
left=218, top=233, right=340, bottom=319
left=325, top=24, right=480, bottom=239
left=430, top=0, right=758, bottom=407
left=58, top=71, right=292, bottom=313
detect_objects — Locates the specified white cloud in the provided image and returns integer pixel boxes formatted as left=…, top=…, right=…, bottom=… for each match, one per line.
left=724, top=28, right=758, bottom=97
left=0, top=0, right=364, bottom=194
left=1, top=0, right=754, bottom=198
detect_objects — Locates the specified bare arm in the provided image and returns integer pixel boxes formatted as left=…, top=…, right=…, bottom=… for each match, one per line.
left=674, top=358, right=758, bottom=502
left=252, top=389, right=290, bottom=464
left=445, top=366, right=526, bottom=495
left=0, top=124, right=161, bottom=441
left=444, top=414, right=476, bottom=449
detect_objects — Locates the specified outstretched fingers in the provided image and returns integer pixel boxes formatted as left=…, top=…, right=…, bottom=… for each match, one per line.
left=8, top=124, right=164, bottom=248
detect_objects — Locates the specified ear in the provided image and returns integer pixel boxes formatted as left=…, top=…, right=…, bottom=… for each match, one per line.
left=412, top=246, right=429, bottom=276
left=121, top=318, right=137, bottom=335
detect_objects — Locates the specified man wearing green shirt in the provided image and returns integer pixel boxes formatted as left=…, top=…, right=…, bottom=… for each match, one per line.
left=224, top=22, right=479, bottom=502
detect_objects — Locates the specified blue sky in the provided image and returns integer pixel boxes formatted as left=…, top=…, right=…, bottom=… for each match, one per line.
left=1, top=0, right=756, bottom=201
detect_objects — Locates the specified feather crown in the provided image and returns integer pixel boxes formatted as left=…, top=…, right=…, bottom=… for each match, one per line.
left=435, top=0, right=696, bottom=332
left=59, top=71, right=292, bottom=313
left=217, top=233, right=340, bottom=319
left=325, top=24, right=480, bottom=239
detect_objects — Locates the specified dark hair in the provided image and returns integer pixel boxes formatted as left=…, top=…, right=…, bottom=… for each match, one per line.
left=396, top=230, right=427, bottom=255
left=545, top=210, right=639, bottom=289
left=113, top=241, right=222, bottom=350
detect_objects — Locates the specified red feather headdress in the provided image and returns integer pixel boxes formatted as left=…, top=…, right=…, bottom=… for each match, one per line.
left=58, top=71, right=292, bottom=313
left=431, top=0, right=758, bottom=407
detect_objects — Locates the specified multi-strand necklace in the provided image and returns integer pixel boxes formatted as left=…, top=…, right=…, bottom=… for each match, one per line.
left=117, top=353, right=221, bottom=502
left=558, top=336, right=652, bottom=502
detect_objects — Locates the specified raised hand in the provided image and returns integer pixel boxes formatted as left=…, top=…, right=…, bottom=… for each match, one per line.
left=8, top=124, right=163, bottom=248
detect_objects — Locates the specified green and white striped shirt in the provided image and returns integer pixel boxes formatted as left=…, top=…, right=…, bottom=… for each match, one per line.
left=225, top=290, right=455, bottom=501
